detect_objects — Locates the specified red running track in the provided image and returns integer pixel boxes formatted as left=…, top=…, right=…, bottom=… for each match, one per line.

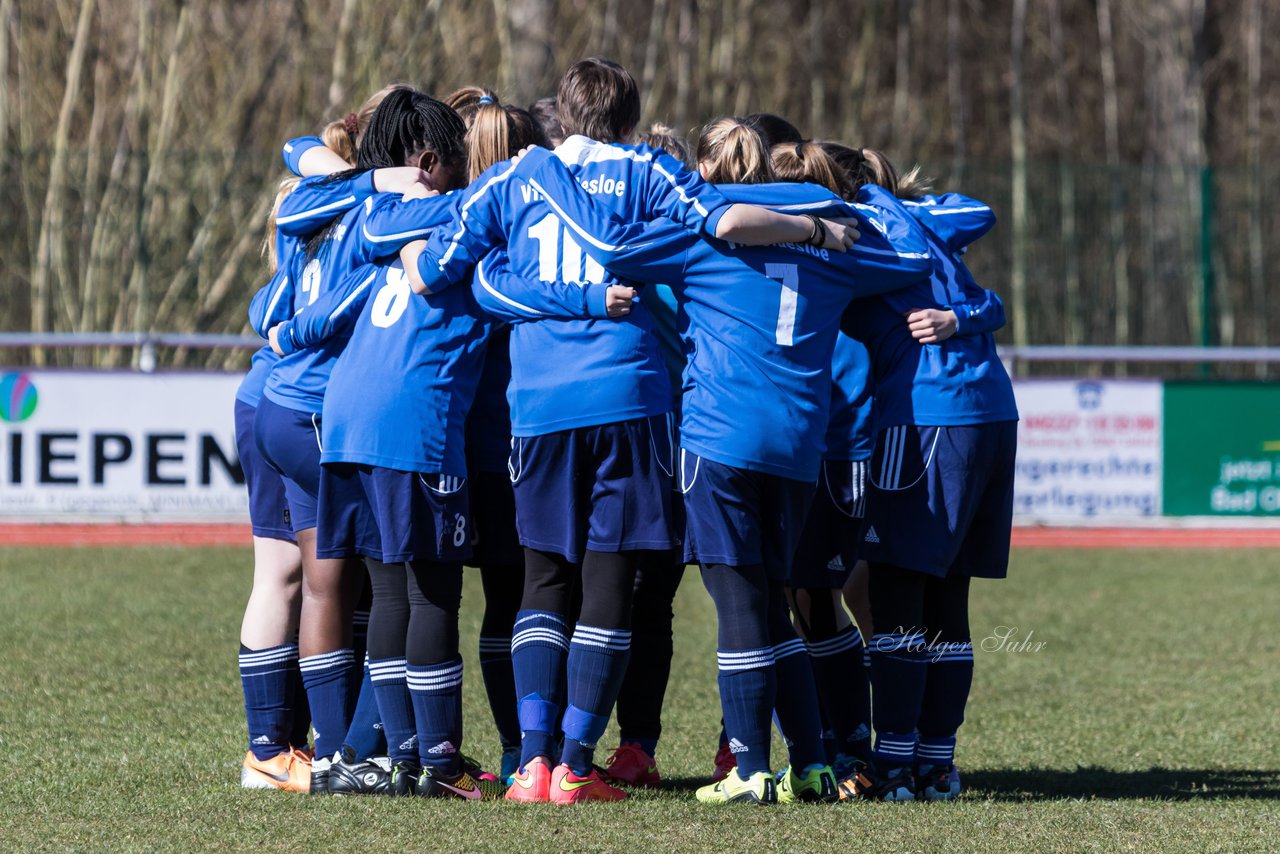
left=0, top=523, right=1277, bottom=549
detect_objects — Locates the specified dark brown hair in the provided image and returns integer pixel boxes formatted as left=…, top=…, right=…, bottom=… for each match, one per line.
left=555, top=57, right=640, bottom=143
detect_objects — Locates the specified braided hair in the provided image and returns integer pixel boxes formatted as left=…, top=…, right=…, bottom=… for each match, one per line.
left=356, top=87, right=466, bottom=171
left=305, top=89, right=467, bottom=261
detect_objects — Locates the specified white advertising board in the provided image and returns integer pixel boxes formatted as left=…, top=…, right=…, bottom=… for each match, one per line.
left=0, top=370, right=247, bottom=520
left=1012, top=379, right=1163, bottom=520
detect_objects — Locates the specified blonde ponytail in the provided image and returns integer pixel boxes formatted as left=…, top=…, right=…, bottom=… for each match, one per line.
left=696, top=116, right=773, bottom=184
left=771, top=140, right=853, bottom=199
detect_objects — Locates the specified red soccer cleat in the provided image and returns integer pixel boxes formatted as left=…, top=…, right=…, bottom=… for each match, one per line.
left=549, top=764, right=628, bottom=804
left=505, top=756, right=552, bottom=802
left=603, top=743, right=661, bottom=788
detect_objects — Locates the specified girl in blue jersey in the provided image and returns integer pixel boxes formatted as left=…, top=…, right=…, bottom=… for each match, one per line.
left=255, top=88, right=465, bottom=793
left=773, top=141, right=1009, bottom=795
left=419, top=119, right=933, bottom=804
left=833, top=148, right=1016, bottom=803
left=402, top=61, right=855, bottom=806
left=235, top=91, right=404, bottom=792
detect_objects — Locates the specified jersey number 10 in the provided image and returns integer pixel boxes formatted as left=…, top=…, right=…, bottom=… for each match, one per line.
left=527, top=213, right=607, bottom=285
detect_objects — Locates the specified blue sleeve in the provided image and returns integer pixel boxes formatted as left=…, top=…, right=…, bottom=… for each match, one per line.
left=247, top=268, right=294, bottom=338
left=358, top=193, right=462, bottom=261
left=820, top=185, right=931, bottom=287
left=903, top=193, right=995, bottom=253
left=637, top=146, right=733, bottom=237
left=951, top=288, right=1006, bottom=336
left=416, top=160, right=520, bottom=292
left=282, top=136, right=324, bottom=176
left=471, top=249, right=611, bottom=323
left=276, top=172, right=378, bottom=239
left=273, top=265, right=378, bottom=355
left=521, top=151, right=692, bottom=282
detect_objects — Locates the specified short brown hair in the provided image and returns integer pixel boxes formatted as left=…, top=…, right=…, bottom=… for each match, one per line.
left=555, top=57, right=640, bottom=143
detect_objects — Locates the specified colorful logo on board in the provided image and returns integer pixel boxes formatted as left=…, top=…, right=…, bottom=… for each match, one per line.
left=0, top=372, right=38, bottom=422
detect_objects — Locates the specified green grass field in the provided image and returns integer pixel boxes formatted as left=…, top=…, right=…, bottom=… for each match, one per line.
left=1, top=547, right=1277, bottom=852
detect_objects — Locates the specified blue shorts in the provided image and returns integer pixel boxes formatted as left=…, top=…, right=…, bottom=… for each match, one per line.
left=468, top=469, right=523, bottom=567
left=508, top=414, right=677, bottom=563
left=790, top=458, right=869, bottom=589
left=861, top=421, right=1017, bottom=579
left=679, top=448, right=815, bottom=580
left=254, top=397, right=322, bottom=534
left=318, top=463, right=472, bottom=564
left=234, top=400, right=295, bottom=542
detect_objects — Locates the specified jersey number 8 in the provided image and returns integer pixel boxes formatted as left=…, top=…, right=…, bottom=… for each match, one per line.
left=370, top=265, right=413, bottom=328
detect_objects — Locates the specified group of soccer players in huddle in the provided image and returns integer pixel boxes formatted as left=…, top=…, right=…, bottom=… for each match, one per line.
left=233, top=55, right=1018, bottom=806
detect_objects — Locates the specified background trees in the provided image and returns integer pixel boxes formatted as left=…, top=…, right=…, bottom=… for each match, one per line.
left=2, top=0, right=1274, bottom=367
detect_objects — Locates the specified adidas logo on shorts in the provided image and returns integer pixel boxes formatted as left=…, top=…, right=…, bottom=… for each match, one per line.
left=864, top=526, right=881, bottom=544
left=728, top=738, right=748, bottom=755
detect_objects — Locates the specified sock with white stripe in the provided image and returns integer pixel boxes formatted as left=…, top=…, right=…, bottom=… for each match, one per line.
left=868, top=630, right=928, bottom=771
left=768, top=588, right=826, bottom=770
left=701, top=563, right=776, bottom=777
left=806, top=627, right=872, bottom=761
left=299, top=648, right=355, bottom=759
left=287, top=646, right=311, bottom=751
left=511, top=610, right=570, bottom=766
left=918, top=574, right=973, bottom=769
left=369, top=657, right=417, bottom=765
left=408, top=658, right=464, bottom=774
left=561, top=624, right=632, bottom=775
left=240, top=642, right=298, bottom=761
left=341, top=655, right=385, bottom=761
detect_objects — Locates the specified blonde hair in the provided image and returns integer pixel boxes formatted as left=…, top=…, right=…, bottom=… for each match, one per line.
left=262, top=177, right=299, bottom=269
left=443, top=85, right=501, bottom=128
left=321, top=84, right=404, bottom=166
left=696, top=116, right=773, bottom=184
left=462, top=96, right=548, bottom=182
left=850, top=147, right=933, bottom=199
left=637, top=122, right=689, bottom=166
left=771, top=141, right=854, bottom=199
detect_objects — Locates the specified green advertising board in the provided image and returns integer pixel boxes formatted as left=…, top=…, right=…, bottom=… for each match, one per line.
left=1163, top=383, right=1280, bottom=516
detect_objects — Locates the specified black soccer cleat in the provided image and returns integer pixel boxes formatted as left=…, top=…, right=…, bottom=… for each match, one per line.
left=309, top=753, right=336, bottom=795
left=329, top=755, right=392, bottom=795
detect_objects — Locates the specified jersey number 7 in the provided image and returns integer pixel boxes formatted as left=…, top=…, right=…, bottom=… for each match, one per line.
left=767, top=262, right=800, bottom=347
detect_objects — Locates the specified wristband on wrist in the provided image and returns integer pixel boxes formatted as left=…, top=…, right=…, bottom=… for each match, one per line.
left=805, top=214, right=825, bottom=247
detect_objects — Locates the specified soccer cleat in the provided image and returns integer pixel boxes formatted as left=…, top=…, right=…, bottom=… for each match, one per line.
left=460, top=753, right=501, bottom=784
left=388, top=761, right=420, bottom=796
left=500, top=746, right=522, bottom=786
left=328, top=754, right=392, bottom=795
left=777, top=763, right=838, bottom=804
left=712, top=740, right=737, bottom=782
left=505, top=757, right=553, bottom=802
left=696, top=769, right=778, bottom=806
left=603, top=743, right=661, bottom=788
left=415, top=766, right=505, bottom=800
left=549, top=764, right=628, bottom=804
left=309, top=752, right=338, bottom=795
left=240, top=749, right=311, bottom=793
left=832, top=752, right=870, bottom=782
left=918, top=763, right=962, bottom=801
left=838, top=764, right=916, bottom=802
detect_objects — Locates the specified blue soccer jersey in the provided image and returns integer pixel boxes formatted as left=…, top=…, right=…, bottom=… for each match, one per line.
left=263, top=191, right=458, bottom=414
left=236, top=229, right=304, bottom=407
left=823, top=333, right=875, bottom=462
left=841, top=193, right=1019, bottom=429
left=410, top=136, right=737, bottom=436
left=506, top=149, right=933, bottom=481
left=271, top=248, right=616, bottom=474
